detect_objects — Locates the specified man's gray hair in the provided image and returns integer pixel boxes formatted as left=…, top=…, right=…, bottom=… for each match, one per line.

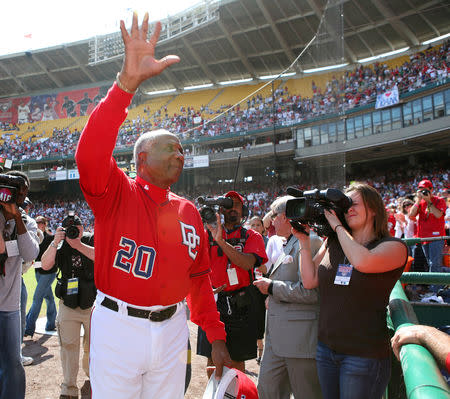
left=133, top=129, right=178, bottom=166
left=270, top=195, right=295, bottom=215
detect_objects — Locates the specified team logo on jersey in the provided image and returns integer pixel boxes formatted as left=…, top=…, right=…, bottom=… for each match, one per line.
left=180, top=222, right=200, bottom=260
left=233, top=243, right=244, bottom=252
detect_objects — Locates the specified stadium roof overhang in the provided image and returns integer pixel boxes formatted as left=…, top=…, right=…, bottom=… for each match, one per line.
left=0, top=0, right=448, bottom=98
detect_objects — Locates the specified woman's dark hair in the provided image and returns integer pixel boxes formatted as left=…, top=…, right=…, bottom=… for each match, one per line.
left=401, top=199, right=414, bottom=215
left=345, top=182, right=389, bottom=240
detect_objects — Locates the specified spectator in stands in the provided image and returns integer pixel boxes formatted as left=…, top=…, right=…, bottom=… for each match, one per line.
left=296, top=182, right=408, bottom=399
left=408, top=179, right=446, bottom=292
left=254, top=195, right=322, bottom=399
left=391, top=324, right=450, bottom=373
left=25, top=216, right=57, bottom=337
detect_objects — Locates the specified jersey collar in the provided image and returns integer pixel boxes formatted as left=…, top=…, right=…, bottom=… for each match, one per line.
left=136, top=176, right=170, bottom=204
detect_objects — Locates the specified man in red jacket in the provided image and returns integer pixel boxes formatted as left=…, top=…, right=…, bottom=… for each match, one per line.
left=75, top=12, right=230, bottom=399
left=409, top=179, right=446, bottom=292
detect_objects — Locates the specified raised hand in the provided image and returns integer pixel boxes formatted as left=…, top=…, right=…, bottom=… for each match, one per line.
left=118, top=12, right=180, bottom=92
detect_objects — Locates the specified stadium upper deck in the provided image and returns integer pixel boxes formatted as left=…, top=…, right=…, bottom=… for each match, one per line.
left=0, top=0, right=449, bottom=98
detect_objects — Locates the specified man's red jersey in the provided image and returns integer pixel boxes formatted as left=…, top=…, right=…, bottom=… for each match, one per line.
left=416, top=196, right=446, bottom=238
left=210, top=226, right=268, bottom=291
left=75, top=83, right=225, bottom=342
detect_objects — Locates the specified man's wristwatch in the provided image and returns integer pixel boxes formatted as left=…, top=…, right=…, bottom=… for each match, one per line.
left=50, top=241, right=58, bottom=248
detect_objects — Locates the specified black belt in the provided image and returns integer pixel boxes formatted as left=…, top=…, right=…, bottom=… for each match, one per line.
left=100, top=297, right=177, bottom=322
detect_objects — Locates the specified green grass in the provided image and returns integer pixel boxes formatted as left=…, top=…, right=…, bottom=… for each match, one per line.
left=22, top=266, right=58, bottom=317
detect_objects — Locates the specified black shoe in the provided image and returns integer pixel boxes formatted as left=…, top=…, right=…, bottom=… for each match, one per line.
left=80, top=380, right=91, bottom=398
left=59, top=395, right=78, bottom=399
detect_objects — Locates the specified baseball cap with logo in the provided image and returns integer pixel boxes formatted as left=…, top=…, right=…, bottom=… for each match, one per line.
left=225, top=191, right=245, bottom=204
left=418, top=179, right=433, bottom=190
left=202, top=367, right=258, bottom=399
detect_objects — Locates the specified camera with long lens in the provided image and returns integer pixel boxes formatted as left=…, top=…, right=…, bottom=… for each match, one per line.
left=285, top=187, right=352, bottom=237
left=0, top=174, right=25, bottom=204
left=196, top=196, right=234, bottom=224
left=62, top=212, right=80, bottom=239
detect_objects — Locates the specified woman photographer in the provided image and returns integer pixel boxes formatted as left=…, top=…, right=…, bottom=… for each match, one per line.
left=293, top=182, right=408, bottom=399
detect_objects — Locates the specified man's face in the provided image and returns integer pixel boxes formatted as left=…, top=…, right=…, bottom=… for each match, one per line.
left=272, top=211, right=291, bottom=237
left=139, top=134, right=184, bottom=189
left=17, top=182, right=29, bottom=207
left=222, top=196, right=243, bottom=225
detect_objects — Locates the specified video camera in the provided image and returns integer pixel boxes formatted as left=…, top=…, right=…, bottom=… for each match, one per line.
left=0, top=174, right=26, bottom=204
left=196, top=196, right=233, bottom=225
left=285, top=187, right=352, bottom=237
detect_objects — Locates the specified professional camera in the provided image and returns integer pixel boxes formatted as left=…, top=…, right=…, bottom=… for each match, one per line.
left=285, top=187, right=352, bottom=237
left=0, top=174, right=25, bottom=204
left=62, top=211, right=81, bottom=239
left=420, top=189, right=430, bottom=196
left=196, top=196, right=233, bottom=224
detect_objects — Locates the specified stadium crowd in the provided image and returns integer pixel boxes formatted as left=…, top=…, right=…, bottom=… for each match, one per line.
left=27, top=163, right=449, bottom=236
left=0, top=41, right=448, bottom=163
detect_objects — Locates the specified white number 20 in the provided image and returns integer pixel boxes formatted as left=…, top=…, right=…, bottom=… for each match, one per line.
left=113, top=237, right=156, bottom=279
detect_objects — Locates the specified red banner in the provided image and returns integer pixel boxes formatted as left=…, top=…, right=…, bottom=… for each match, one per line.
left=1, top=85, right=109, bottom=124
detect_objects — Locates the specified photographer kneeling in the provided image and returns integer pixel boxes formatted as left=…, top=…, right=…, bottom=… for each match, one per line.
left=41, top=213, right=94, bottom=399
left=294, top=182, right=408, bottom=399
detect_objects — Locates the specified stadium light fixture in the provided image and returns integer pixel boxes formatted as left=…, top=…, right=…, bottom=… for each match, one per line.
left=144, top=88, right=177, bottom=96
left=357, top=47, right=409, bottom=63
left=303, top=63, right=349, bottom=74
left=422, top=33, right=450, bottom=45
left=219, top=78, right=253, bottom=85
left=183, top=83, right=214, bottom=90
left=258, top=72, right=296, bottom=80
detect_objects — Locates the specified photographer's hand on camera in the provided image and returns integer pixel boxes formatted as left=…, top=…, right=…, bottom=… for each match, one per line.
left=0, top=201, right=27, bottom=235
left=324, top=209, right=343, bottom=233
left=206, top=213, right=223, bottom=244
left=207, top=213, right=255, bottom=271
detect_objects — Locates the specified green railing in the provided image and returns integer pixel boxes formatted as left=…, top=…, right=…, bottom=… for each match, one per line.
left=403, top=236, right=450, bottom=246
left=388, top=274, right=450, bottom=398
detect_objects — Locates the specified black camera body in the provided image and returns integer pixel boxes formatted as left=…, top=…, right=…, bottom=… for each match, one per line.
left=0, top=174, right=25, bottom=204
left=62, top=212, right=80, bottom=239
left=420, top=189, right=430, bottom=196
left=285, top=187, right=352, bottom=237
left=196, top=196, right=233, bottom=224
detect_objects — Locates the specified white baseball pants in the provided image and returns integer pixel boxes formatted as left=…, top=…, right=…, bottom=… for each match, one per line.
left=90, top=291, right=188, bottom=399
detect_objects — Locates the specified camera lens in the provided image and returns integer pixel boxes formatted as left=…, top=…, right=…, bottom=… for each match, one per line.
left=65, top=225, right=79, bottom=239
left=285, top=198, right=307, bottom=220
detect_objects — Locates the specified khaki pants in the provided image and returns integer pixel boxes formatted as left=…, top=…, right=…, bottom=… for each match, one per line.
left=56, top=300, right=92, bottom=397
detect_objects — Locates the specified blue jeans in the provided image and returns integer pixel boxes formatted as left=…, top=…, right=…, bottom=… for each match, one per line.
left=20, top=279, right=27, bottom=342
left=421, top=239, right=445, bottom=292
left=316, top=341, right=390, bottom=399
left=0, top=310, right=26, bottom=399
left=25, top=271, right=57, bottom=335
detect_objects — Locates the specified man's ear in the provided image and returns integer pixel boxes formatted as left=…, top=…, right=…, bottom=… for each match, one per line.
left=137, top=152, right=147, bottom=170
